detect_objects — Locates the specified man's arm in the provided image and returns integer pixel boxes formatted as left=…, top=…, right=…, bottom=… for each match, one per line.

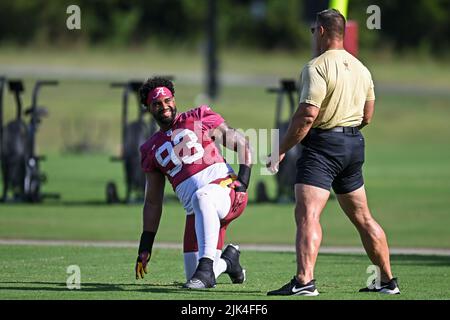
left=135, top=171, right=165, bottom=279
left=210, top=122, right=253, bottom=191
left=358, top=100, right=375, bottom=130
left=142, top=171, right=165, bottom=232
left=266, top=103, right=319, bottom=173
left=279, top=103, right=319, bottom=154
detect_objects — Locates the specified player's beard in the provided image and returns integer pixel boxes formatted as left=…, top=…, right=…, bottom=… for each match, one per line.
left=154, top=106, right=177, bottom=125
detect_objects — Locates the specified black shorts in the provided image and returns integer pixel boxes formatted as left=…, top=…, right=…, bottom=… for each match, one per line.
left=295, top=127, right=365, bottom=194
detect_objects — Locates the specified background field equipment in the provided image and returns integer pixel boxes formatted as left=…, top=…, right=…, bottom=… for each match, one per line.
left=106, top=80, right=158, bottom=204
left=0, top=78, right=59, bottom=202
left=256, top=79, right=303, bottom=203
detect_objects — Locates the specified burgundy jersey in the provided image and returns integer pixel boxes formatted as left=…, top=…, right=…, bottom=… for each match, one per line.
left=140, top=105, right=234, bottom=212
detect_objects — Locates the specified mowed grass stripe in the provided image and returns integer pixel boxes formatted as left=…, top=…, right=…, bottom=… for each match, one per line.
left=1, top=239, right=450, bottom=257
left=0, top=245, right=449, bottom=300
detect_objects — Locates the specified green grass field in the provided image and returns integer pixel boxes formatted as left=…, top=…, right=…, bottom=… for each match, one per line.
left=0, top=86, right=449, bottom=248
left=1, top=245, right=449, bottom=300
left=1, top=48, right=449, bottom=300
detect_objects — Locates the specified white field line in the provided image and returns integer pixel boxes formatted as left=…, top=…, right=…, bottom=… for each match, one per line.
left=0, top=239, right=449, bottom=256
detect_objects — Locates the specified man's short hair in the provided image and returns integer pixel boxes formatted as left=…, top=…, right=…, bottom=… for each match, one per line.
left=316, top=9, right=346, bottom=39
left=139, top=77, right=175, bottom=107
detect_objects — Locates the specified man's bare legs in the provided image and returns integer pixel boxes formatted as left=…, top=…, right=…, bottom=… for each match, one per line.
left=336, top=185, right=393, bottom=282
left=294, top=184, right=330, bottom=284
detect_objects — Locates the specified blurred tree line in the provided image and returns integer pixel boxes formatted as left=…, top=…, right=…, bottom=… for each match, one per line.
left=0, top=0, right=448, bottom=56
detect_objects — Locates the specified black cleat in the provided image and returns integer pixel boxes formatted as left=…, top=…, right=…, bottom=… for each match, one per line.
left=221, top=244, right=246, bottom=284
left=267, top=277, right=319, bottom=296
left=359, top=277, right=400, bottom=295
left=183, top=258, right=216, bottom=289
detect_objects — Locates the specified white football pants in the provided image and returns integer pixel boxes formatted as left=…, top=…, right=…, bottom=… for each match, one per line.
left=184, top=183, right=231, bottom=280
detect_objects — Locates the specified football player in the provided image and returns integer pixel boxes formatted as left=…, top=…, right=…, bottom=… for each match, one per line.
left=134, top=77, right=252, bottom=289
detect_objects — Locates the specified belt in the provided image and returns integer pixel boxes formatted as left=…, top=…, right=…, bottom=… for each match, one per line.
left=313, top=126, right=359, bottom=134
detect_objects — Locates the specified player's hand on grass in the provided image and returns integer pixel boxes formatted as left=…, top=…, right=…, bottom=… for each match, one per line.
left=135, top=251, right=151, bottom=280
left=136, top=231, right=156, bottom=279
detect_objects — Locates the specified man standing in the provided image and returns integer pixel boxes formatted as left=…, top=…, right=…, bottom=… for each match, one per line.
left=135, top=77, right=252, bottom=289
left=267, top=9, right=399, bottom=296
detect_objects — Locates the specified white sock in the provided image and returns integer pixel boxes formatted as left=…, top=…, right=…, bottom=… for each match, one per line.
left=213, top=249, right=228, bottom=279
left=185, top=250, right=227, bottom=280
left=183, top=251, right=199, bottom=281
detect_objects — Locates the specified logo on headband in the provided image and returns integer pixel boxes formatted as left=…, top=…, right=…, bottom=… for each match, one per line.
left=147, top=86, right=173, bottom=105
left=153, top=87, right=167, bottom=99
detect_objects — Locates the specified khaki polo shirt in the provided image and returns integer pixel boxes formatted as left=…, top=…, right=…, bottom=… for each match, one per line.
left=298, top=49, right=375, bottom=129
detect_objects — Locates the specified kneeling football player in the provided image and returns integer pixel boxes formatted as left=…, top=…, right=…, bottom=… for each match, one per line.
left=134, top=77, right=252, bottom=289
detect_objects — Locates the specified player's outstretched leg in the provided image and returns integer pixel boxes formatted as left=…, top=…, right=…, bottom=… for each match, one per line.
left=183, top=257, right=216, bottom=289
left=221, top=244, right=246, bottom=284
